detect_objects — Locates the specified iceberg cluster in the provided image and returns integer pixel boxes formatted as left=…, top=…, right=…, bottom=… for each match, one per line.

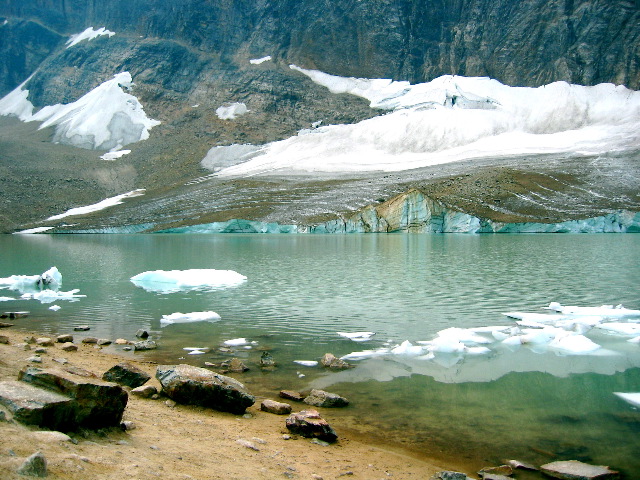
left=340, top=302, right=640, bottom=365
left=211, top=68, right=640, bottom=176
left=0, top=267, right=85, bottom=304
left=0, top=72, right=160, bottom=150
left=130, top=269, right=247, bottom=293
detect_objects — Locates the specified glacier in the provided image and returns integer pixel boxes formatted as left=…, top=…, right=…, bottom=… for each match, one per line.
left=212, top=71, right=640, bottom=177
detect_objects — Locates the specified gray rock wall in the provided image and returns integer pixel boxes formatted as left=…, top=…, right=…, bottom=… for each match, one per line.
left=1, top=0, right=638, bottom=90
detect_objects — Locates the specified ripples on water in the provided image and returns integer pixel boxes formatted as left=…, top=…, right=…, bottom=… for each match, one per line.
left=1, top=233, right=639, bottom=477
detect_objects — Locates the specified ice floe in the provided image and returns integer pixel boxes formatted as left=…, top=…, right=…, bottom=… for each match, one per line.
left=333, top=302, right=640, bottom=383
left=337, top=331, right=376, bottom=342
left=160, top=311, right=222, bottom=326
left=223, top=338, right=250, bottom=346
left=130, top=269, right=247, bottom=293
left=21, top=289, right=85, bottom=304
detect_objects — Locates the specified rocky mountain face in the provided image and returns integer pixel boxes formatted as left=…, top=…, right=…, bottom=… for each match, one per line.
left=0, top=0, right=638, bottom=233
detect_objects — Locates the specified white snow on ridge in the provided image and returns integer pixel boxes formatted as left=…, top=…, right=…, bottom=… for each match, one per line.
left=250, top=56, right=272, bottom=65
left=211, top=69, right=640, bottom=176
left=0, top=72, right=160, bottom=151
left=66, top=27, right=115, bottom=48
left=614, top=392, right=640, bottom=408
left=46, top=189, right=145, bottom=221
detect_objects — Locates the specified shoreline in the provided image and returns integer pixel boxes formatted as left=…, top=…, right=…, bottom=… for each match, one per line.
left=0, top=326, right=468, bottom=480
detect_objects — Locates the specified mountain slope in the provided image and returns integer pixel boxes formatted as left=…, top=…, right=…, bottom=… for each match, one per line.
left=0, top=1, right=639, bottom=233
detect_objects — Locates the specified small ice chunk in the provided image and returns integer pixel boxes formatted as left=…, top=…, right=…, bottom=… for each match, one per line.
left=49, top=305, right=61, bottom=311
left=425, top=337, right=466, bottom=354
left=293, top=360, right=318, bottom=367
left=341, top=348, right=389, bottom=361
left=465, top=346, right=491, bottom=355
left=545, top=302, right=640, bottom=318
left=224, top=338, right=248, bottom=346
left=337, top=331, right=376, bottom=342
left=436, top=327, right=493, bottom=345
left=614, top=392, right=640, bottom=408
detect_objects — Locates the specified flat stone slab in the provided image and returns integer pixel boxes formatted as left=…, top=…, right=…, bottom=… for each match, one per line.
left=540, top=460, right=620, bottom=480
left=18, top=366, right=128, bottom=430
left=0, top=380, right=74, bottom=430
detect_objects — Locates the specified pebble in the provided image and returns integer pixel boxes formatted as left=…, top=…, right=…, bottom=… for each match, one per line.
left=53, top=357, right=69, bottom=364
left=165, top=399, right=177, bottom=408
left=34, top=347, right=47, bottom=354
left=121, top=421, right=136, bottom=431
left=236, top=439, right=260, bottom=451
left=27, top=355, right=42, bottom=363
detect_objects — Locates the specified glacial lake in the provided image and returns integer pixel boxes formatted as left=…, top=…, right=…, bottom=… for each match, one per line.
left=1, top=233, right=639, bottom=477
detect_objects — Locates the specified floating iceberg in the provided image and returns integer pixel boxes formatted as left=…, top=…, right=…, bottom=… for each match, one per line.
left=130, top=269, right=247, bottom=293
left=594, top=323, right=640, bottom=336
left=223, top=338, right=249, bottom=346
left=160, top=311, right=222, bottom=326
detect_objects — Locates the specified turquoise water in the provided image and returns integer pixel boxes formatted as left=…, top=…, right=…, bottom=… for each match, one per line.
left=1, top=233, right=639, bottom=476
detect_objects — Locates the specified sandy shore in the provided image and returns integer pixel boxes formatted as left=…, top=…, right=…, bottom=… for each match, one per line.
left=0, top=326, right=463, bottom=480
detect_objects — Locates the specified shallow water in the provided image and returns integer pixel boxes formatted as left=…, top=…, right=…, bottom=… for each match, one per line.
left=1, top=233, right=639, bottom=476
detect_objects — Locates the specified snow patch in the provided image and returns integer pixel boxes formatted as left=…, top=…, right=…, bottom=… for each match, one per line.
left=216, top=102, right=249, bottom=120
left=66, top=27, right=115, bottom=48
left=250, top=56, right=272, bottom=65
left=47, top=189, right=145, bottom=221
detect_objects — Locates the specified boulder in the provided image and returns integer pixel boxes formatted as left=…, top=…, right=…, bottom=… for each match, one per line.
left=478, top=465, right=513, bottom=478
left=320, top=353, right=352, bottom=370
left=155, top=364, right=255, bottom=415
left=102, top=363, right=151, bottom=388
left=540, top=460, right=619, bottom=480
left=81, top=337, right=98, bottom=344
left=0, top=335, right=9, bottom=344
left=56, top=334, right=73, bottom=343
left=73, top=326, right=90, bottom=331
left=135, top=329, right=149, bottom=339
left=0, top=380, right=75, bottom=430
left=261, top=399, right=292, bottom=415
left=303, top=389, right=349, bottom=408
left=260, top=351, right=276, bottom=367
left=18, top=366, right=128, bottom=430
left=285, top=409, right=338, bottom=443
left=35, top=337, right=54, bottom=347
left=17, top=451, right=47, bottom=477
left=221, top=358, right=249, bottom=373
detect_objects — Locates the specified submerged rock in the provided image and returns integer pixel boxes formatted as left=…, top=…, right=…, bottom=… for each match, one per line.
left=320, top=353, right=352, bottom=370
left=285, top=409, right=338, bottom=443
left=221, top=358, right=249, bottom=373
left=540, top=460, right=619, bottom=480
left=303, top=389, right=349, bottom=408
left=155, top=364, right=255, bottom=415
left=280, top=390, right=305, bottom=402
left=260, top=351, right=276, bottom=367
